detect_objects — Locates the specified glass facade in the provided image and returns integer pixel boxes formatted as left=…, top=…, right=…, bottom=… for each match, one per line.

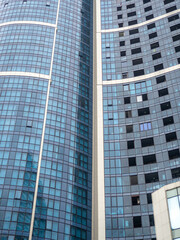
left=0, top=0, right=93, bottom=240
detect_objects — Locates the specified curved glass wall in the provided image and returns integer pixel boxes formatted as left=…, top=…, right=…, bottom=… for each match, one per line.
left=0, top=0, right=93, bottom=239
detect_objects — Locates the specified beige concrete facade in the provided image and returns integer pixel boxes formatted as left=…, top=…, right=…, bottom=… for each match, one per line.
left=152, top=181, right=180, bottom=240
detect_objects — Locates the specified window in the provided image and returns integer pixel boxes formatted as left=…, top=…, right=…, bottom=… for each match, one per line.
left=118, top=14, right=123, bottom=19
left=26, top=120, right=32, bottom=128
left=123, top=84, right=129, bottom=91
left=156, top=75, right=166, bottom=84
left=119, top=23, right=123, bottom=27
left=130, top=175, right=138, bottom=185
left=151, top=42, right=159, bottom=49
left=166, top=6, right=177, bottom=13
left=158, top=88, right=168, bottom=97
left=129, top=157, right=136, bottom=166
left=147, top=193, right=152, bottom=204
left=122, top=72, right=128, bottom=78
left=127, top=3, right=135, bottom=9
left=154, top=63, right=164, bottom=71
left=120, top=51, right=126, bottom=56
left=133, top=216, right=142, bottom=228
left=23, top=0, right=27, bottom=2
left=145, top=6, right=152, bottom=12
left=132, top=196, right=140, bottom=205
left=129, top=29, right=139, bottom=35
left=117, top=6, right=122, bottom=11
left=165, top=132, right=177, bottom=142
left=143, top=0, right=151, bottom=3
left=145, top=172, right=159, bottom=183
left=152, top=53, right=161, bottom=60
left=127, top=140, right=135, bottom=149
left=171, top=167, right=180, bottom=178
left=140, top=122, right=152, bottom=131
left=175, top=46, right=180, bottom=52
left=149, top=215, right=155, bottom=226
left=119, top=32, right=124, bottom=37
left=168, top=14, right=179, bottom=22
left=124, top=97, right=130, bottom=104
left=160, top=101, right=171, bottom=111
left=130, top=38, right=140, bottom=44
left=172, top=34, right=180, bottom=42
left=147, top=23, right=155, bottom=30
left=133, top=58, right=143, bottom=65
left=141, top=137, right=154, bottom=147
left=126, top=125, right=133, bottom=133
left=164, top=0, right=175, bottom=4
left=138, top=107, right=150, bottom=116
left=146, top=14, right=154, bottom=20
left=149, top=32, right=157, bottom=39
left=125, top=110, right=132, bottom=118
left=143, top=154, right=156, bottom=164
left=128, top=20, right=137, bottom=25
left=128, top=11, right=136, bottom=17
left=120, top=41, right=125, bottom=46
left=168, top=149, right=180, bottom=160
left=131, top=48, right=141, bottom=54
left=170, top=24, right=180, bottom=32
left=163, top=116, right=174, bottom=126
left=46, top=1, right=50, bottom=6
left=134, top=69, right=144, bottom=76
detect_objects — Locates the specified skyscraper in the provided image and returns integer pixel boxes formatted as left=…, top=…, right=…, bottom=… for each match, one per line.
left=0, top=0, right=180, bottom=240
left=0, top=0, right=92, bottom=239
left=93, top=0, right=180, bottom=239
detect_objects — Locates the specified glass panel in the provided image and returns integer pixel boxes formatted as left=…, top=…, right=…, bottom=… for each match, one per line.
left=168, top=196, right=180, bottom=229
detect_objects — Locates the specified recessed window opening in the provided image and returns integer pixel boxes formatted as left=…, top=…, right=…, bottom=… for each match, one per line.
left=145, top=172, right=159, bottom=183
left=130, top=175, right=138, bottom=185
left=127, top=140, right=134, bottom=149
left=171, top=167, right=180, bottom=178
left=143, top=154, right=156, bottom=164
left=154, top=63, right=164, bottom=71
left=132, top=196, right=140, bottom=205
left=131, top=47, right=141, bottom=54
left=165, top=132, right=177, bottom=142
left=124, top=97, right=130, bottom=104
left=163, top=116, right=174, bottom=126
left=158, top=88, right=168, bottom=97
left=160, top=101, right=171, bottom=111
left=151, top=42, right=159, bottom=49
left=138, top=107, right=150, bottom=116
left=129, top=157, right=136, bottom=166
left=133, top=216, right=142, bottom=228
left=147, top=193, right=152, bottom=203
left=168, top=149, right=180, bottom=160
left=126, top=125, right=133, bottom=133
left=156, top=75, right=166, bottom=84
left=141, top=137, right=154, bottom=147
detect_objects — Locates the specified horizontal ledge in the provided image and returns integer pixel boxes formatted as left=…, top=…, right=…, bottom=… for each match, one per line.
left=0, top=71, right=50, bottom=79
left=102, top=64, right=180, bottom=85
left=101, top=9, right=180, bottom=33
left=0, top=21, right=56, bottom=28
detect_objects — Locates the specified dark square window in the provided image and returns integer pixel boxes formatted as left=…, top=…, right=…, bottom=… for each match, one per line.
left=175, top=46, right=180, bottom=52
left=160, top=101, right=171, bottom=111
left=145, top=172, right=159, bottom=183
left=172, top=34, right=180, bottom=42
left=132, top=196, right=140, bottom=205
left=158, top=88, right=168, bottom=97
left=147, top=193, right=152, bottom=204
left=166, top=6, right=177, bottom=13
left=164, top=0, right=175, bottom=4
left=147, top=23, right=155, bottom=30
left=126, top=125, right=133, bottom=133
left=133, top=216, right=142, bottom=228
left=170, top=24, right=180, bottom=32
left=129, top=157, right=136, bottom=166
left=143, top=0, right=151, bottom=3
left=120, top=41, right=125, bottom=46
left=171, top=167, right=180, bottom=178
left=125, top=110, right=132, bottom=118
left=138, top=107, right=150, bottom=116
left=127, top=140, right=135, bottom=149
left=156, top=75, right=166, bottom=84
left=152, top=53, right=161, bottom=60
left=168, top=149, right=180, bottom=160
left=165, top=132, right=177, bottom=142
left=149, top=215, right=155, bottom=226
left=128, top=20, right=137, bottom=25
left=133, top=58, right=143, bottom=65
left=141, top=137, right=154, bottom=147
left=118, top=14, right=123, bottom=19
left=128, top=11, right=136, bottom=17
left=131, top=47, right=141, bottom=54
left=163, top=116, right=174, bottom=126
left=117, top=6, right=122, bottom=11
left=143, top=154, right=156, bottom=164
left=130, top=38, right=140, bottom=44
left=142, top=93, right=148, bottom=101
left=146, top=14, right=154, bottom=20
left=149, top=32, right=157, bottom=39
left=151, top=42, right=159, bottom=49
left=134, top=69, right=144, bottom=76
left=145, top=6, right=152, bottom=12
left=122, top=72, right=128, bottom=78
left=129, top=29, right=139, bottom=35
left=168, top=14, right=179, bottom=22
left=130, top=175, right=138, bottom=185
left=124, top=97, right=130, bottom=104
left=119, top=23, right=123, bottom=27
left=154, top=63, right=164, bottom=71
left=121, top=51, right=126, bottom=56
left=127, top=3, right=135, bottom=9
